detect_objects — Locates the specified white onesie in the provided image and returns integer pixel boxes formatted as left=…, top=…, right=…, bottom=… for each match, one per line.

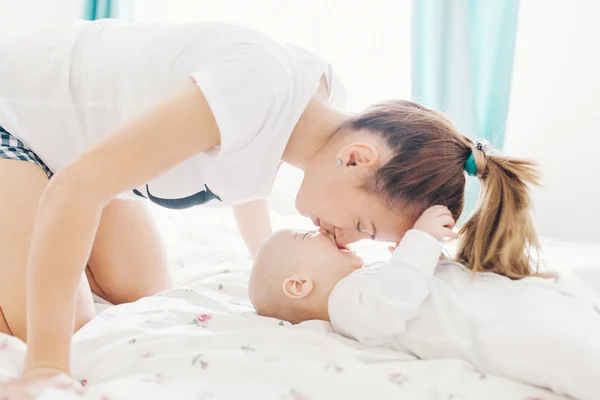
left=329, top=230, right=600, bottom=400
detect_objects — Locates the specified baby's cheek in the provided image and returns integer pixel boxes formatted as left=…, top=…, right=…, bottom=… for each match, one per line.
left=332, top=263, right=355, bottom=282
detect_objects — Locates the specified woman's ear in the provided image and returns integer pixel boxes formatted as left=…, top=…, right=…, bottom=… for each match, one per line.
left=282, top=274, right=315, bottom=299
left=335, top=142, right=379, bottom=169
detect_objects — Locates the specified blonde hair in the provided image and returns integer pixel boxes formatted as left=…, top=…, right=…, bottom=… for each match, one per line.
left=335, top=100, right=547, bottom=279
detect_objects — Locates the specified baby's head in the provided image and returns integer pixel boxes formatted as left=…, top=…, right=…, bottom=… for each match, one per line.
left=249, top=229, right=364, bottom=323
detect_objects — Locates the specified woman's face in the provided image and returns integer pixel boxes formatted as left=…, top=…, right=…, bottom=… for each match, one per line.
left=295, top=135, right=415, bottom=247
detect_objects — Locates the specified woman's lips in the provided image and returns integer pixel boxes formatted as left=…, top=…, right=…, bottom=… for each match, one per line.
left=323, top=232, right=336, bottom=246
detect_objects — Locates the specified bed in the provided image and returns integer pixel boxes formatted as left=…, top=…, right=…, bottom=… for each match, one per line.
left=1, top=204, right=597, bottom=400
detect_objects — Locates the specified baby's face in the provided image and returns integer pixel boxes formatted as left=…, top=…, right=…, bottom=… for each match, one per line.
left=249, top=229, right=364, bottom=322
left=267, top=229, right=364, bottom=283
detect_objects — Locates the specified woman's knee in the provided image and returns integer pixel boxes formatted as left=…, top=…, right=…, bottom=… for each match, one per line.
left=88, top=198, right=171, bottom=304
left=0, top=306, right=13, bottom=336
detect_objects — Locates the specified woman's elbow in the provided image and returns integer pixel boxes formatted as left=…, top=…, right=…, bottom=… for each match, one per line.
left=42, top=167, right=110, bottom=212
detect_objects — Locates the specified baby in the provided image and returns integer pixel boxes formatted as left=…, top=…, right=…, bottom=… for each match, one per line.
left=249, top=206, right=600, bottom=400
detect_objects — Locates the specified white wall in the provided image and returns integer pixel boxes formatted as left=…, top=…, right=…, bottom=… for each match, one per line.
left=504, top=0, right=600, bottom=242
left=0, top=0, right=83, bottom=35
left=134, top=0, right=412, bottom=112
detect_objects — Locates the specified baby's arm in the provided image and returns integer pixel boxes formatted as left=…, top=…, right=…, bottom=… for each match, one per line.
left=328, top=206, right=455, bottom=343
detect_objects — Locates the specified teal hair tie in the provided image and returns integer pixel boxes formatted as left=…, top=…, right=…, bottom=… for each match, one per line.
left=464, top=153, right=478, bottom=176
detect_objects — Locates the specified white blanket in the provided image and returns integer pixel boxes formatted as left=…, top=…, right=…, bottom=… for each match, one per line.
left=1, top=205, right=597, bottom=399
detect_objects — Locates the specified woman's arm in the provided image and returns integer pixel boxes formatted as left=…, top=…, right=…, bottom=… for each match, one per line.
left=25, top=80, right=220, bottom=375
left=233, top=199, right=273, bottom=259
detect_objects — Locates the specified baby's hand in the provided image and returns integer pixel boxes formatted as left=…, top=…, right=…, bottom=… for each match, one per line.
left=413, top=205, right=459, bottom=241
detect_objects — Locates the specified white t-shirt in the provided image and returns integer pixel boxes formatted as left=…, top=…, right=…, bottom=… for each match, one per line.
left=328, top=230, right=600, bottom=400
left=0, top=19, right=346, bottom=207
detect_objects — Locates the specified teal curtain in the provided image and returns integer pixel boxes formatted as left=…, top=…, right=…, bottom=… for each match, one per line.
left=84, top=0, right=133, bottom=20
left=411, top=0, right=520, bottom=216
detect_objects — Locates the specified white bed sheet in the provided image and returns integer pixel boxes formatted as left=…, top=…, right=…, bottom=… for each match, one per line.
left=1, top=204, right=597, bottom=400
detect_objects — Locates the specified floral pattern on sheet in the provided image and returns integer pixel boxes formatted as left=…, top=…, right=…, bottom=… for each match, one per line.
left=325, top=363, right=344, bottom=374
left=389, top=372, right=408, bottom=386
left=190, top=313, right=213, bottom=327
left=431, top=392, right=466, bottom=400
left=143, top=373, right=166, bottom=384
left=240, top=343, right=256, bottom=353
left=0, top=296, right=567, bottom=400
left=192, top=354, right=209, bottom=370
left=281, top=388, right=310, bottom=400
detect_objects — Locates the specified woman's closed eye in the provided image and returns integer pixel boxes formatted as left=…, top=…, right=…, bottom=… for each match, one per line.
left=356, top=220, right=375, bottom=240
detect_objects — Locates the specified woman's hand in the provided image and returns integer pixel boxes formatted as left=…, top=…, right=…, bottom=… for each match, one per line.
left=1, top=368, right=83, bottom=399
left=413, top=205, right=459, bottom=241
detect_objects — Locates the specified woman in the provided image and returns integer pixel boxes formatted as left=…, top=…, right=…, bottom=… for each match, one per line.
left=0, top=18, right=414, bottom=391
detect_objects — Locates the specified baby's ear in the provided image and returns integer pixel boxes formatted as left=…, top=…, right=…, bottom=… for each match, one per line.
left=282, top=274, right=314, bottom=299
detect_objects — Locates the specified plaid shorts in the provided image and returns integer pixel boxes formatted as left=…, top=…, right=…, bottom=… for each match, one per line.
left=0, top=125, right=53, bottom=178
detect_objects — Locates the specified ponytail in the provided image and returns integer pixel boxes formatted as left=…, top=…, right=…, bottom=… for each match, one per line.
left=457, top=147, right=547, bottom=279
left=339, top=99, right=549, bottom=279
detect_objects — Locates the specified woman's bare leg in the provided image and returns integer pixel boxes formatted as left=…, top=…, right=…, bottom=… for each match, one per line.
left=87, top=198, right=171, bottom=305
left=0, top=159, right=95, bottom=341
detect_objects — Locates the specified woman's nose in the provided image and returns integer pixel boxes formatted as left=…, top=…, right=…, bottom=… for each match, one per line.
left=318, top=221, right=334, bottom=234
left=333, top=227, right=360, bottom=247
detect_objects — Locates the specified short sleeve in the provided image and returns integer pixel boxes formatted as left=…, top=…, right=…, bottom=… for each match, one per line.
left=190, top=48, right=292, bottom=158
left=188, top=41, right=328, bottom=204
